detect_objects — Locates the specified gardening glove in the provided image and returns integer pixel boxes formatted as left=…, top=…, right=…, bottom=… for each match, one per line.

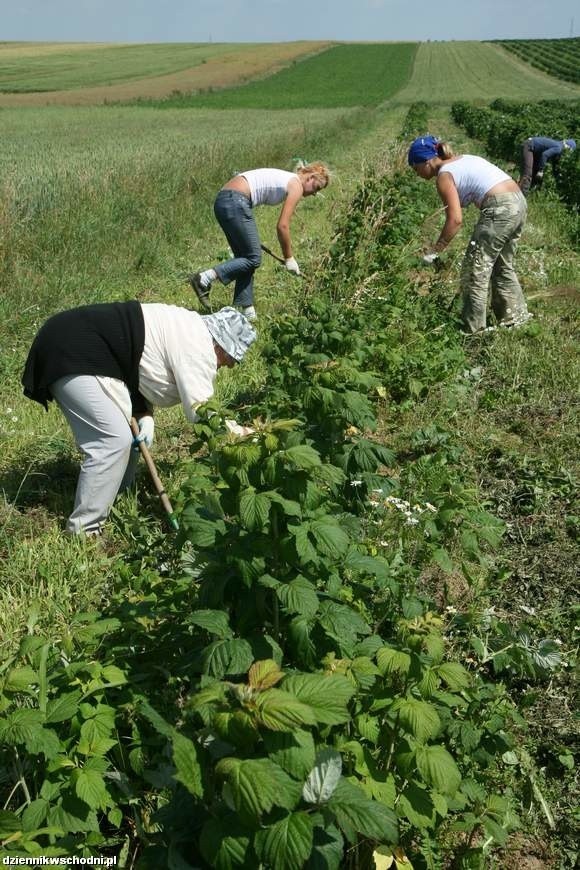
left=285, top=256, right=301, bottom=275
left=225, top=419, right=254, bottom=437
left=133, top=415, right=155, bottom=450
left=422, top=252, right=439, bottom=265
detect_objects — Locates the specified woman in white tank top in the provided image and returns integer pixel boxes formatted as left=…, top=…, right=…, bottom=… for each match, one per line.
left=188, top=162, right=330, bottom=321
left=408, top=135, right=530, bottom=334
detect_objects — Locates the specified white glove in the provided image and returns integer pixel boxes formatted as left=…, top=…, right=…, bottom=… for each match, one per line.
left=285, top=256, right=301, bottom=275
left=422, top=252, right=439, bottom=265
left=225, top=419, right=254, bottom=437
left=133, top=415, right=155, bottom=449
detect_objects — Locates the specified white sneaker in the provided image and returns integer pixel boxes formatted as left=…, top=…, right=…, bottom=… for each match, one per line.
left=241, top=306, right=257, bottom=321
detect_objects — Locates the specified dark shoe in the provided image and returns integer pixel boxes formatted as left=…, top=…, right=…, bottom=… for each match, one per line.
left=188, top=273, right=211, bottom=309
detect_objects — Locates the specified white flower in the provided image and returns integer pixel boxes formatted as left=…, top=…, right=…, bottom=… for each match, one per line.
left=350, top=480, right=363, bottom=487
left=6, top=408, right=13, bottom=414
left=11, top=416, right=18, bottom=422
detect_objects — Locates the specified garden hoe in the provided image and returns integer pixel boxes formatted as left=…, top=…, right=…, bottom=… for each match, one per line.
left=130, top=417, right=179, bottom=532
left=261, top=243, right=306, bottom=279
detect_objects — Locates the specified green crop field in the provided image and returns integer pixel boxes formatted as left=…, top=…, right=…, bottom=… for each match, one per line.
left=395, top=40, right=580, bottom=103
left=0, top=42, right=261, bottom=92
left=0, top=39, right=578, bottom=870
left=150, top=43, right=419, bottom=108
left=498, top=36, right=580, bottom=85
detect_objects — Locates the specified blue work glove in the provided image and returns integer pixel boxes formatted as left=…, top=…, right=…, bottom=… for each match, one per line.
left=133, top=415, right=155, bottom=450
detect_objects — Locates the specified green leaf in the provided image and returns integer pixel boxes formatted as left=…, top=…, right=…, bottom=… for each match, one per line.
left=239, top=487, right=271, bottom=531
left=188, top=609, right=233, bottom=639
left=263, top=730, right=316, bottom=780
left=172, top=733, right=203, bottom=797
left=303, top=749, right=342, bottom=804
left=137, top=698, right=176, bottom=739
left=74, top=768, right=108, bottom=810
left=4, top=666, right=38, bottom=692
left=376, top=647, right=411, bottom=677
left=283, top=444, right=322, bottom=469
left=309, top=516, right=350, bottom=559
left=283, top=674, right=354, bottom=725
left=0, top=708, right=44, bottom=745
left=397, top=782, right=436, bottom=829
left=182, top=511, right=225, bottom=547
left=100, top=664, right=127, bottom=686
left=199, top=815, right=252, bottom=870
left=482, top=814, right=508, bottom=845
left=416, top=744, right=461, bottom=795
left=436, top=662, right=470, bottom=690
left=392, top=698, right=441, bottom=742
left=22, top=798, right=49, bottom=832
left=48, top=799, right=100, bottom=834
left=45, top=690, right=83, bottom=724
left=327, top=779, right=398, bottom=844
left=288, top=616, right=316, bottom=668
left=318, top=601, right=371, bottom=650
left=293, top=524, right=320, bottom=565
left=255, top=812, right=314, bottom=870
left=305, top=823, right=344, bottom=870
left=254, top=689, right=317, bottom=731
left=344, top=549, right=390, bottom=581
left=202, top=638, right=254, bottom=678
left=277, top=577, right=319, bottom=618
left=0, top=809, right=22, bottom=837
left=266, top=491, right=302, bottom=518
left=433, top=548, right=454, bottom=573
left=25, top=726, right=61, bottom=759
left=216, top=758, right=301, bottom=823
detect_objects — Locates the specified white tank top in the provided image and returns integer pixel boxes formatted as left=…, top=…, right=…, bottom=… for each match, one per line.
left=438, top=155, right=511, bottom=207
left=239, top=168, right=300, bottom=206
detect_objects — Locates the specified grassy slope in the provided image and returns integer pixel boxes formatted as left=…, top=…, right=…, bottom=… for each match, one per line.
left=395, top=41, right=580, bottom=103
left=0, top=41, right=332, bottom=105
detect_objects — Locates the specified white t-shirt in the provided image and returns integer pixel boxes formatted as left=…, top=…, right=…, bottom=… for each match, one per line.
left=97, top=304, right=217, bottom=423
left=438, top=155, right=511, bottom=207
left=239, top=168, right=299, bottom=206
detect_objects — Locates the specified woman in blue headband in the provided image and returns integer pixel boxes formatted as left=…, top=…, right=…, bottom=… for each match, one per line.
left=408, top=135, right=531, bottom=334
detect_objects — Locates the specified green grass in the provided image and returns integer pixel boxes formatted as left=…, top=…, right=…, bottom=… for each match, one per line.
left=0, top=43, right=254, bottom=93
left=147, top=43, right=419, bottom=108
left=395, top=41, right=580, bottom=104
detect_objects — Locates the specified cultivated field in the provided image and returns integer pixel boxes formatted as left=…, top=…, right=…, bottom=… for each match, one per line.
left=395, top=41, right=580, bottom=102
left=0, top=40, right=578, bottom=869
left=0, top=41, right=331, bottom=105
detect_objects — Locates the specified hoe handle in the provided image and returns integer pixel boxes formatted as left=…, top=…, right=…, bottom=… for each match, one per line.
left=130, top=417, right=179, bottom=531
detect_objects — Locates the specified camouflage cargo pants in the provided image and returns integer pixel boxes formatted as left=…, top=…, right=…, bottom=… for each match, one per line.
left=460, top=191, right=529, bottom=334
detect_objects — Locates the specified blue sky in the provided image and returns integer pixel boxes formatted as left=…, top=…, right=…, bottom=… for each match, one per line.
left=0, top=0, right=577, bottom=42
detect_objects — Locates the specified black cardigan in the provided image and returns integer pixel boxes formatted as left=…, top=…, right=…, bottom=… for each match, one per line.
left=22, top=301, right=146, bottom=411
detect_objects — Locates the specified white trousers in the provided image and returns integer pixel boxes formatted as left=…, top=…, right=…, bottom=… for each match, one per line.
left=50, top=375, right=138, bottom=534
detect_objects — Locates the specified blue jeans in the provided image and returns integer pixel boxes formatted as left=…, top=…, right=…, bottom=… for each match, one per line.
left=212, top=189, right=262, bottom=307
